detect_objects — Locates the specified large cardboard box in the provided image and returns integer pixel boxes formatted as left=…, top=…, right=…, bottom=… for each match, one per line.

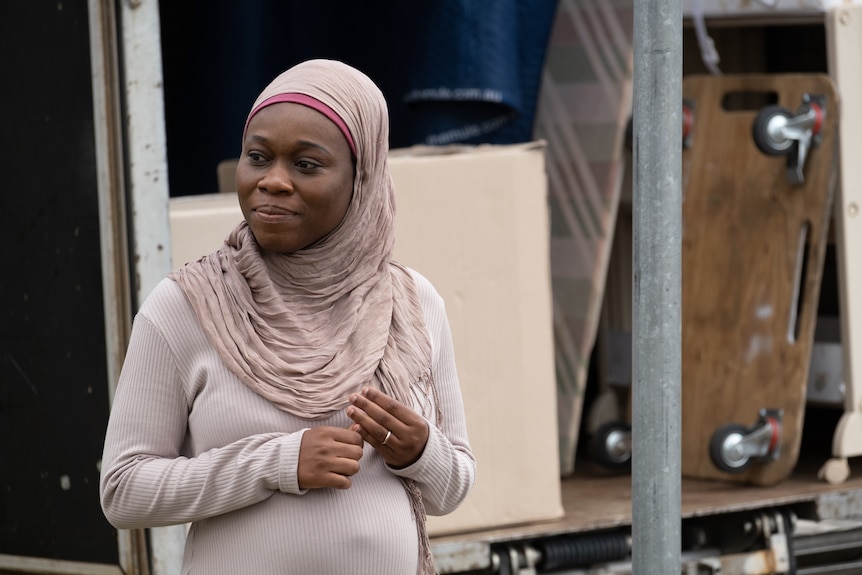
left=389, top=143, right=562, bottom=535
left=168, top=142, right=563, bottom=535
left=169, top=192, right=240, bottom=267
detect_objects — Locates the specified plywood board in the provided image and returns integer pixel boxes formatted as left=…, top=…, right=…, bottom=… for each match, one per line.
left=680, top=73, right=838, bottom=485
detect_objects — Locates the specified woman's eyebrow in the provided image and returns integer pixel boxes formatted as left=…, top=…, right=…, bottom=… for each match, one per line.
left=294, top=139, right=332, bottom=155
left=247, top=133, right=332, bottom=155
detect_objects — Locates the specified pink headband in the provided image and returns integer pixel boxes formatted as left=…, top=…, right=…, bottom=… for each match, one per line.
left=244, top=93, right=356, bottom=156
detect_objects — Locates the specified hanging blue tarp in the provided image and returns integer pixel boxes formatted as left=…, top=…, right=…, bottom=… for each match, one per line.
left=400, top=0, right=558, bottom=146
left=159, top=0, right=558, bottom=196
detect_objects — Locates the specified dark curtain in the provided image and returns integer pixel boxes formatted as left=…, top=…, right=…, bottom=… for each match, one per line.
left=160, top=0, right=558, bottom=197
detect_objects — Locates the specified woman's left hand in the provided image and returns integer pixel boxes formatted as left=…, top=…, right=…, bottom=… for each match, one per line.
left=347, top=387, right=429, bottom=469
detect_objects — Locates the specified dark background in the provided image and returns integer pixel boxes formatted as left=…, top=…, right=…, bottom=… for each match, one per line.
left=158, top=0, right=558, bottom=197
left=0, top=0, right=117, bottom=564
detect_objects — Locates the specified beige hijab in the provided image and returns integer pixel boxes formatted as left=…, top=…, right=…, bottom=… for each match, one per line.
left=171, top=59, right=437, bottom=574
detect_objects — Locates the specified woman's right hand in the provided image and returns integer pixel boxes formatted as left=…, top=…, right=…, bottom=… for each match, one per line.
left=297, top=426, right=364, bottom=490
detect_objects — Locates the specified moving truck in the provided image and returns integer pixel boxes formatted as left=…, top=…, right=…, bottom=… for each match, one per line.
left=4, top=1, right=862, bottom=574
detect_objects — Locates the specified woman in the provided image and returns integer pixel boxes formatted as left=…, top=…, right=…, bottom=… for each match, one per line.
left=100, top=59, right=475, bottom=575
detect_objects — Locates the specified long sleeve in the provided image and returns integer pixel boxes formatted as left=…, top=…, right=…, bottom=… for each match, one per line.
left=392, top=270, right=476, bottom=515
left=99, top=282, right=307, bottom=530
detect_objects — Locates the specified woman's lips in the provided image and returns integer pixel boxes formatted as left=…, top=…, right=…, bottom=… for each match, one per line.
left=254, top=205, right=297, bottom=223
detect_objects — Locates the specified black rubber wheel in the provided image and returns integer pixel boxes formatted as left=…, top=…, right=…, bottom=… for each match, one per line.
left=590, top=421, right=632, bottom=472
left=709, top=423, right=754, bottom=474
left=752, top=105, right=794, bottom=156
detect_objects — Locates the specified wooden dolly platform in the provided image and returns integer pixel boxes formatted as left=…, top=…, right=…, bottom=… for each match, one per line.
left=680, top=73, right=838, bottom=486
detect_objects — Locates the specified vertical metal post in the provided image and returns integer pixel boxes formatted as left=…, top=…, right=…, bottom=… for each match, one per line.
left=631, top=0, right=682, bottom=571
left=118, top=0, right=184, bottom=573
left=120, top=0, right=173, bottom=307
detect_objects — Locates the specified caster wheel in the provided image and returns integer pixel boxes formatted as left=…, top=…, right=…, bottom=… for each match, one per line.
left=709, top=423, right=753, bottom=474
left=819, top=458, right=850, bottom=485
left=752, top=105, right=794, bottom=156
left=590, top=421, right=632, bottom=471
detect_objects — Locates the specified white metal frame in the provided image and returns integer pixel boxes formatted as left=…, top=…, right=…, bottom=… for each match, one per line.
left=116, top=0, right=187, bottom=573
left=820, top=4, right=862, bottom=484
left=118, top=0, right=173, bottom=305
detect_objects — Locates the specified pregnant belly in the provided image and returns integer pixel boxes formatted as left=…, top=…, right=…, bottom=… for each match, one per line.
left=183, top=464, right=420, bottom=575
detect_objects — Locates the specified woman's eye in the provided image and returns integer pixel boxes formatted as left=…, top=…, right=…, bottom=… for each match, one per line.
left=296, top=159, right=320, bottom=170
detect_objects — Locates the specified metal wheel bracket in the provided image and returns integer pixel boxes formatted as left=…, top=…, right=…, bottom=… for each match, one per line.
left=719, top=409, right=784, bottom=468
left=754, top=93, right=827, bottom=186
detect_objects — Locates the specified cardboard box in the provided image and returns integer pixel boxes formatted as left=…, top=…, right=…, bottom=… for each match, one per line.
left=168, top=192, right=241, bottom=268
left=168, top=142, right=563, bottom=536
left=389, top=143, right=562, bottom=535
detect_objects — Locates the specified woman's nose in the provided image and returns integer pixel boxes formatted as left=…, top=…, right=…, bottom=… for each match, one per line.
left=259, top=163, right=293, bottom=194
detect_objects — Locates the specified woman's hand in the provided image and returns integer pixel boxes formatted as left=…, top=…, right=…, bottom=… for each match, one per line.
left=297, top=426, right=364, bottom=490
left=347, top=387, right=429, bottom=469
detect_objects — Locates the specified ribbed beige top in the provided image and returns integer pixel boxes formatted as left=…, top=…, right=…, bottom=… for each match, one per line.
left=99, top=270, right=475, bottom=574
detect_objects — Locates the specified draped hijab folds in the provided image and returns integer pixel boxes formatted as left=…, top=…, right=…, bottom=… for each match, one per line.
left=169, top=60, right=437, bottom=574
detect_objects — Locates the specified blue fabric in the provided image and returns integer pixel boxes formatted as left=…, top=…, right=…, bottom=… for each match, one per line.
left=159, top=0, right=558, bottom=196
left=400, top=0, right=558, bottom=146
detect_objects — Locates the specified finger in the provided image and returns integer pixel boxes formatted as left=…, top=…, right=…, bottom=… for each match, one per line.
left=349, top=422, right=371, bottom=443
left=304, top=427, right=364, bottom=461
left=348, top=391, right=403, bottom=434
left=360, top=387, right=402, bottom=416
left=328, top=426, right=365, bottom=447
left=324, top=472, right=353, bottom=490
left=361, top=387, right=428, bottom=429
left=366, top=427, right=395, bottom=447
left=298, top=431, right=363, bottom=490
left=337, top=443, right=365, bottom=461
left=332, top=457, right=361, bottom=477
left=379, top=428, right=395, bottom=447
left=347, top=405, right=395, bottom=447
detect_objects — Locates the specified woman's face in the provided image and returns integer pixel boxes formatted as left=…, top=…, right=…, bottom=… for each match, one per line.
left=236, top=102, right=355, bottom=254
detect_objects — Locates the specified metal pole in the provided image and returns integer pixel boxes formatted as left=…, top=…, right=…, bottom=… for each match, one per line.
left=631, top=0, right=682, bottom=570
